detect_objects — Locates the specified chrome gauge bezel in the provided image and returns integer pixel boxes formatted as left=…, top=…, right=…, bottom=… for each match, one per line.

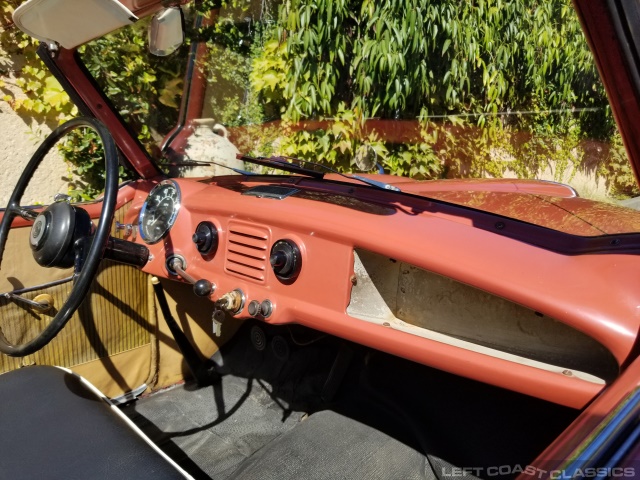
left=138, top=180, right=181, bottom=244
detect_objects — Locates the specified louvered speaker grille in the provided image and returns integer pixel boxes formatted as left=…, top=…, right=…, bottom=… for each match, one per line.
left=225, top=223, right=269, bottom=282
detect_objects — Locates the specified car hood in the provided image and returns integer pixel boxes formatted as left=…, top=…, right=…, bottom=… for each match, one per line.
left=345, top=176, right=640, bottom=237
left=421, top=190, right=640, bottom=236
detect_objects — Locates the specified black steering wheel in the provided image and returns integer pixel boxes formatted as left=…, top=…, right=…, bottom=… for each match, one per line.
left=0, top=117, right=118, bottom=357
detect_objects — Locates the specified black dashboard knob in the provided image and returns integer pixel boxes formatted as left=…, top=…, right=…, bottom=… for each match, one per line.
left=270, top=251, right=287, bottom=269
left=193, top=232, right=206, bottom=245
left=193, top=279, right=213, bottom=297
left=192, top=221, right=218, bottom=255
left=270, top=240, right=301, bottom=282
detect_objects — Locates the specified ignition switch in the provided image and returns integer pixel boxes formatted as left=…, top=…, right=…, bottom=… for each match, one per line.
left=216, top=289, right=245, bottom=314
left=212, top=289, right=245, bottom=337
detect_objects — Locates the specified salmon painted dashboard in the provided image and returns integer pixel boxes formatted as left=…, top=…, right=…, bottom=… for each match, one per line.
left=76, top=174, right=640, bottom=411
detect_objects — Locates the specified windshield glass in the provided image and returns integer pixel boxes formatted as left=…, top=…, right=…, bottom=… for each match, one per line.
left=78, top=0, right=640, bottom=231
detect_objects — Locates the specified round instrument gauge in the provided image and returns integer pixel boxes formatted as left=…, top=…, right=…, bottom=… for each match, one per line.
left=138, top=180, right=181, bottom=244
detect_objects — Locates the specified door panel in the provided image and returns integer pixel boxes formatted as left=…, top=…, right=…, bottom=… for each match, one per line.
left=0, top=201, right=157, bottom=397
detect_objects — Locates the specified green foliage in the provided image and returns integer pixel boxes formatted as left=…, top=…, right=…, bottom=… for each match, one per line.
left=276, top=103, right=383, bottom=167
left=2, top=0, right=639, bottom=200
left=1, top=14, right=184, bottom=200
left=79, top=20, right=184, bottom=149
left=250, top=40, right=287, bottom=105
left=195, top=1, right=270, bottom=127
left=12, top=65, right=75, bottom=117
left=1, top=7, right=76, bottom=119
left=605, top=133, right=640, bottom=199
left=57, top=129, right=106, bottom=201
left=247, top=0, right=620, bottom=186
left=256, top=0, right=607, bottom=123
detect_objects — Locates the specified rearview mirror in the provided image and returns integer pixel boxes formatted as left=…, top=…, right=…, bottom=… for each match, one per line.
left=148, top=7, right=184, bottom=57
left=354, top=144, right=378, bottom=172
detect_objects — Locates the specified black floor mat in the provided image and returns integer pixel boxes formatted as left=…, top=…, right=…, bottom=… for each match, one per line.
left=229, top=409, right=432, bottom=480
left=122, top=322, right=341, bottom=479
left=122, top=321, right=578, bottom=480
left=123, top=375, right=306, bottom=479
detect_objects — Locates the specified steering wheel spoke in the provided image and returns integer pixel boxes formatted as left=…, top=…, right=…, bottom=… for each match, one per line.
left=73, top=235, right=93, bottom=277
left=8, top=205, right=39, bottom=221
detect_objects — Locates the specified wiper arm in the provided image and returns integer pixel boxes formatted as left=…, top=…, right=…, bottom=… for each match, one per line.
left=345, top=173, right=402, bottom=192
left=236, top=154, right=401, bottom=192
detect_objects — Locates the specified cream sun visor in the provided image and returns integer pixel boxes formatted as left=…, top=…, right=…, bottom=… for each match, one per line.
left=13, top=0, right=137, bottom=50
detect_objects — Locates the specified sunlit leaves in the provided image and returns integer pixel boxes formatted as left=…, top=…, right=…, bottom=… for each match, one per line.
left=252, top=0, right=608, bottom=139
left=158, top=78, right=183, bottom=108
left=40, top=77, right=70, bottom=111
left=243, top=0, right=619, bottom=183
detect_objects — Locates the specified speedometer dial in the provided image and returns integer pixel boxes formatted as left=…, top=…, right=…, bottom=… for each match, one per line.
left=138, top=180, right=181, bottom=244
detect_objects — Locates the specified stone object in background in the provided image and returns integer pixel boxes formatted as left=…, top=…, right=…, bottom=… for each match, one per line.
left=168, top=119, right=245, bottom=178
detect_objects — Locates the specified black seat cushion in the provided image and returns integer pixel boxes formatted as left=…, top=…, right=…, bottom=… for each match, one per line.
left=0, top=365, right=185, bottom=480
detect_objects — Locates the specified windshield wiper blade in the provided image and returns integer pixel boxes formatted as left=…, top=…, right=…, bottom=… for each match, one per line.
left=164, top=158, right=257, bottom=176
left=236, top=154, right=401, bottom=192
left=236, top=154, right=325, bottom=179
